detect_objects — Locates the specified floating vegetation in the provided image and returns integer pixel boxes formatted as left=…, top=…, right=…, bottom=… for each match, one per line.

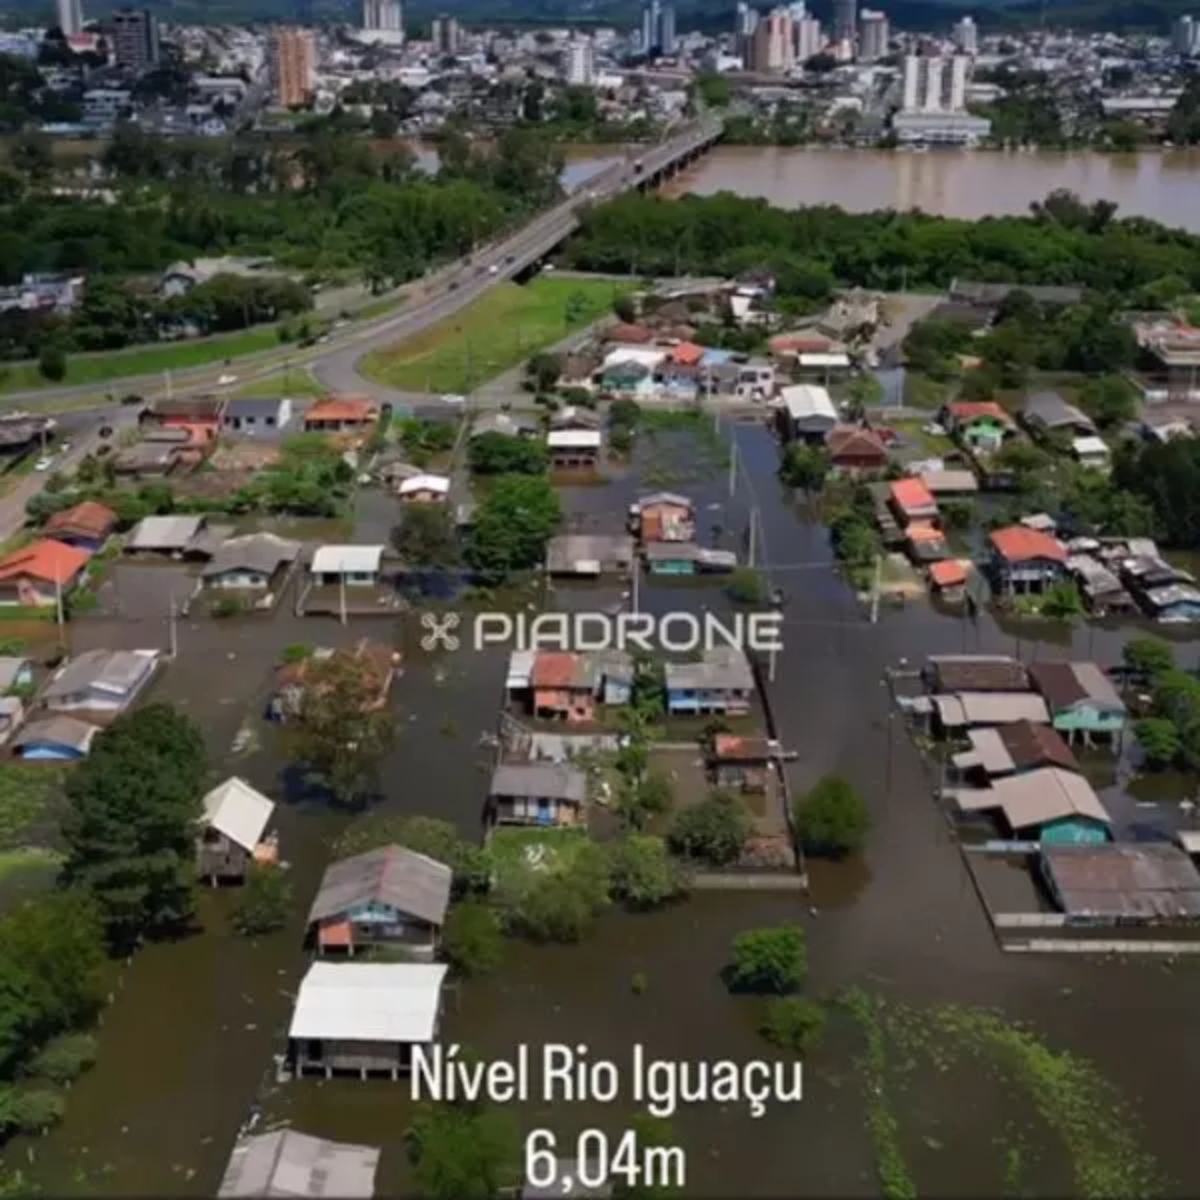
left=841, top=989, right=1165, bottom=1200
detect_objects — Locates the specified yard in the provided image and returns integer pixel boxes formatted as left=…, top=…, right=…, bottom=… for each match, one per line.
left=487, top=825, right=593, bottom=891
left=0, top=764, right=70, bottom=909
left=359, top=277, right=627, bottom=394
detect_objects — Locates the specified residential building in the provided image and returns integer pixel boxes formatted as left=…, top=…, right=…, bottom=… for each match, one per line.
left=858, top=8, right=888, bottom=60
left=952, top=767, right=1112, bottom=844
left=545, top=533, right=635, bottom=577
left=529, top=651, right=599, bottom=723
left=0, top=274, right=84, bottom=316
left=1072, top=436, right=1111, bottom=470
left=664, top=647, right=755, bottom=716
left=1028, top=661, right=1127, bottom=747
left=57, top=0, right=83, bottom=37
left=941, top=400, right=1016, bottom=449
left=307, top=845, right=452, bottom=959
left=953, top=14, right=977, bottom=54
left=927, top=558, right=970, bottom=602
left=779, top=384, right=837, bottom=441
left=749, top=8, right=795, bottom=72
left=832, top=0, right=857, bottom=42
left=488, top=762, right=589, bottom=827
left=505, top=649, right=632, bottom=712
left=794, top=12, right=823, bottom=60
left=1041, top=843, right=1200, bottom=923
left=920, top=469, right=979, bottom=499
left=397, top=474, right=450, bottom=503
left=641, top=0, right=677, bottom=55
left=547, top=429, right=602, bottom=469
left=0, top=539, right=91, bottom=608
left=200, top=533, right=302, bottom=593
left=563, top=37, right=595, bottom=85
left=931, top=691, right=1051, bottom=733
left=951, top=720, right=1079, bottom=784
left=272, top=28, right=315, bottom=110
left=288, top=962, right=448, bottom=1078
left=906, top=522, right=949, bottom=564
left=430, top=14, right=462, bottom=54
left=888, top=477, right=939, bottom=526
left=633, top=492, right=695, bottom=543
left=110, top=8, right=159, bottom=73
left=1020, top=391, right=1096, bottom=438
left=1172, top=13, right=1200, bottom=55
left=709, top=733, right=773, bottom=793
left=926, top=655, right=1029, bottom=694
left=303, top=397, right=377, bottom=433
left=736, top=1, right=759, bottom=36
left=221, top=396, right=294, bottom=434
left=13, top=715, right=98, bottom=761
left=645, top=540, right=701, bottom=576
left=988, top=525, right=1067, bottom=595
left=126, top=514, right=214, bottom=557
left=43, top=501, right=117, bottom=552
left=41, top=649, right=159, bottom=717
left=197, top=777, right=277, bottom=884
left=145, top=394, right=228, bottom=435
left=362, top=0, right=403, bottom=38
left=894, top=52, right=986, bottom=144
left=309, top=545, right=387, bottom=588
left=470, top=412, right=538, bottom=440
left=219, top=1131, right=380, bottom=1199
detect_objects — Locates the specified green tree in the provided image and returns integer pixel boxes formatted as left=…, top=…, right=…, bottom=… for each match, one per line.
left=467, top=432, right=547, bottom=476
left=61, top=704, right=207, bottom=952
left=407, top=1100, right=521, bottom=1199
left=779, top=443, right=831, bottom=491
left=391, top=504, right=460, bottom=569
left=466, top=474, right=561, bottom=582
left=283, top=649, right=397, bottom=803
left=525, top=352, right=562, bottom=393
left=614, top=768, right=673, bottom=832
left=608, top=835, right=687, bottom=911
left=759, top=996, right=826, bottom=1054
left=38, top=344, right=66, bottom=382
left=793, top=775, right=870, bottom=857
left=727, top=567, right=765, bottom=605
left=667, top=791, right=750, bottom=866
left=1123, top=637, right=1175, bottom=683
left=1134, top=717, right=1181, bottom=771
left=727, top=925, right=806, bottom=994
left=441, top=901, right=503, bottom=976
left=233, top=864, right=292, bottom=936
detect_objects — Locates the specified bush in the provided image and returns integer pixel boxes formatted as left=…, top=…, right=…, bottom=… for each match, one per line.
left=441, top=901, right=504, bottom=976
left=727, top=925, right=806, bottom=994
left=28, top=1033, right=98, bottom=1084
left=759, top=997, right=826, bottom=1054
left=608, top=835, right=687, bottom=911
left=38, top=344, right=67, bottom=382
left=0, top=1086, right=66, bottom=1135
left=793, top=775, right=870, bottom=858
left=505, top=874, right=597, bottom=943
left=233, top=864, right=292, bottom=937
left=667, top=791, right=750, bottom=867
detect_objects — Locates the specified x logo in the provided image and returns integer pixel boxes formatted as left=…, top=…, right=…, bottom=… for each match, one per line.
left=420, top=611, right=461, bottom=652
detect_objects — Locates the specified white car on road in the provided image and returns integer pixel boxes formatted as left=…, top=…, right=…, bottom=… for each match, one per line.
left=33, top=457, right=53, bottom=472
left=217, top=373, right=238, bottom=387
left=440, top=394, right=466, bottom=406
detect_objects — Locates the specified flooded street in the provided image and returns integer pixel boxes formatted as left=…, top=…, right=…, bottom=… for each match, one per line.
left=14, top=420, right=1200, bottom=1196
left=668, top=145, right=1200, bottom=231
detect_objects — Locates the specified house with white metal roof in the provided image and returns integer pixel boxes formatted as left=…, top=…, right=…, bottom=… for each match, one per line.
left=197, top=776, right=277, bottom=884
left=779, top=384, right=838, bottom=442
left=547, top=428, right=602, bottom=468
left=219, top=1130, right=380, bottom=1198
left=309, top=545, right=387, bottom=587
left=288, top=961, right=448, bottom=1079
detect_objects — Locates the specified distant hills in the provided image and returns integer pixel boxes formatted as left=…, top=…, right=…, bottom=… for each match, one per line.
left=2, top=0, right=1191, bottom=38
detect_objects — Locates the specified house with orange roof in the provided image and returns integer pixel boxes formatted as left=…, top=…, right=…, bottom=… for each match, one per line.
left=145, top=396, right=227, bottom=439
left=940, top=400, right=1016, bottom=450
left=888, top=477, right=939, bottom=526
left=905, top=521, right=949, bottom=564
left=928, top=558, right=970, bottom=602
left=303, top=397, right=378, bottom=434
left=988, top=524, right=1067, bottom=596
left=530, top=651, right=596, bottom=724
left=43, top=500, right=118, bottom=552
left=0, top=539, right=91, bottom=608
left=708, top=733, right=772, bottom=793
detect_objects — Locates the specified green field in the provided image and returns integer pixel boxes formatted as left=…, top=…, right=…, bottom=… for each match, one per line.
left=0, top=327, right=285, bottom=395
left=360, top=277, right=627, bottom=394
left=235, top=367, right=327, bottom=399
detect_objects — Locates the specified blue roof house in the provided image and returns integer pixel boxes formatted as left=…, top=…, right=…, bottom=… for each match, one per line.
left=665, top=648, right=755, bottom=716
left=13, top=715, right=98, bottom=761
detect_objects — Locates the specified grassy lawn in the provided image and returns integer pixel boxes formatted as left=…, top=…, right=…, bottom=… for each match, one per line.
left=235, top=368, right=327, bottom=399
left=903, top=371, right=953, bottom=409
left=487, top=825, right=592, bottom=889
left=0, top=326, right=285, bottom=394
left=890, top=418, right=952, bottom=456
left=360, top=277, right=627, bottom=394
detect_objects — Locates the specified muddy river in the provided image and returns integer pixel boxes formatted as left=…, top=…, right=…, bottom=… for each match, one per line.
left=9, top=421, right=1200, bottom=1196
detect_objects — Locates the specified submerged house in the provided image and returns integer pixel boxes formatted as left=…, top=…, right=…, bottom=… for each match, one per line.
left=987, top=525, right=1067, bottom=596
left=708, top=734, right=772, bottom=793
left=218, top=1131, right=380, bottom=1199
left=632, top=493, right=695, bottom=543
left=43, top=500, right=118, bottom=552
left=288, top=961, right=448, bottom=1079
left=307, top=845, right=452, bottom=959
left=200, top=532, right=301, bottom=593
left=1028, top=661, right=1127, bottom=747
left=1040, top=843, right=1200, bottom=925
left=12, top=715, right=98, bottom=761
left=0, top=539, right=91, bottom=607
left=950, top=766, right=1112, bottom=845
left=544, top=533, right=635, bottom=578
left=197, top=776, right=277, bottom=884
left=547, top=429, right=602, bottom=469
left=488, top=761, right=589, bottom=828
left=41, top=649, right=159, bottom=717
left=664, top=648, right=755, bottom=716
left=951, top=720, right=1079, bottom=784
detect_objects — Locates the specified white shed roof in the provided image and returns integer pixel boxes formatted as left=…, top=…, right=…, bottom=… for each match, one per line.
left=202, top=777, right=275, bottom=852
left=780, top=384, right=837, bottom=424
left=602, top=347, right=663, bottom=369
left=797, top=352, right=851, bottom=369
left=288, top=962, right=448, bottom=1044
left=1072, top=436, right=1110, bottom=457
left=547, top=429, right=602, bottom=449
left=310, top=545, right=385, bottom=575
left=397, top=474, right=450, bottom=496
left=507, top=649, right=535, bottom=690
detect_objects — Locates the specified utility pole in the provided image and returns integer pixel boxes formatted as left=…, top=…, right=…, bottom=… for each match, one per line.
left=54, top=572, right=65, bottom=650
left=768, top=640, right=777, bottom=684
left=631, top=559, right=640, bottom=614
left=339, top=564, right=348, bottom=627
left=168, top=595, right=178, bottom=659
left=728, top=441, right=737, bottom=498
left=163, top=369, right=173, bottom=402
left=748, top=509, right=758, bottom=569
left=870, top=553, right=883, bottom=625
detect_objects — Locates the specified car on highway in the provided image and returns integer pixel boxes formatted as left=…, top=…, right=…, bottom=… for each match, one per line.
left=33, top=457, right=53, bottom=472
left=440, top=394, right=466, bottom=405
left=217, top=373, right=238, bottom=386
left=488, top=264, right=499, bottom=275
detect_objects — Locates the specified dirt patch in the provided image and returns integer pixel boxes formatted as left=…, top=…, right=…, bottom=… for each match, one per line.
left=210, top=442, right=282, bottom=471
left=171, top=469, right=256, bottom=502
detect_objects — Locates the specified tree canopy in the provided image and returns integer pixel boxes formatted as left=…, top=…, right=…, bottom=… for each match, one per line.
left=793, top=775, right=871, bottom=858
left=466, top=473, right=561, bottom=582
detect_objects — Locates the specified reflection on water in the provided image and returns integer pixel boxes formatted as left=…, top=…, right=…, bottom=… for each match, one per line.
left=669, top=146, right=1200, bottom=232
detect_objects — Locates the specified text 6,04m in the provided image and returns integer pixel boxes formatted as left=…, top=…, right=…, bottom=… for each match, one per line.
left=524, top=1128, right=686, bottom=1193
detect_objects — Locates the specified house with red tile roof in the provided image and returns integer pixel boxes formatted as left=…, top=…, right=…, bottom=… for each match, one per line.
left=826, top=425, right=888, bottom=473
left=988, top=524, right=1067, bottom=595
left=941, top=400, right=1016, bottom=450
left=43, top=500, right=118, bottom=551
left=530, top=651, right=595, bottom=724
left=0, top=539, right=91, bottom=608
left=888, top=477, right=939, bottom=526
left=303, top=397, right=378, bottom=434
left=928, top=558, right=970, bottom=599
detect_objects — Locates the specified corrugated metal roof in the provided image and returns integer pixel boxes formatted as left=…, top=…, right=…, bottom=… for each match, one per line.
left=490, top=761, right=588, bottom=804
left=1043, top=843, right=1200, bottom=920
left=288, top=962, right=447, bottom=1044
left=127, top=514, right=206, bottom=551
left=933, top=692, right=1050, bottom=727
left=219, top=1131, right=380, bottom=1198
left=308, top=845, right=452, bottom=928
left=310, top=545, right=385, bottom=575
left=203, top=777, right=275, bottom=852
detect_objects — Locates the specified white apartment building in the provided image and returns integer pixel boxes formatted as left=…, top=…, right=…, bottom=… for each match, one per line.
left=953, top=15, right=978, bottom=55
left=901, top=52, right=970, bottom=112
left=563, top=36, right=595, bottom=84
left=362, top=0, right=404, bottom=39
left=794, top=15, right=822, bottom=61
left=1173, top=14, right=1200, bottom=55
left=749, top=7, right=795, bottom=73
left=858, top=8, right=888, bottom=61
left=57, top=0, right=83, bottom=37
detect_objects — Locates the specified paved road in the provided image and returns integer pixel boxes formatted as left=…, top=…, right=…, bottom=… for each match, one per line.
left=0, top=120, right=723, bottom=416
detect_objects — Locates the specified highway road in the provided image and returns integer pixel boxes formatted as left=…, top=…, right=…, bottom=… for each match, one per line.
left=0, top=119, right=723, bottom=416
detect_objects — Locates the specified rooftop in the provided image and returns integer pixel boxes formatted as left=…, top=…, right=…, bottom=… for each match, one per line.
left=309, top=844, right=452, bottom=929
left=127, top=514, right=207, bottom=552
left=989, top=524, right=1067, bottom=564
left=218, top=1130, right=381, bottom=1199
left=889, top=477, right=937, bottom=512
left=202, top=532, right=302, bottom=579
left=490, top=761, right=588, bottom=804
left=954, top=766, right=1111, bottom=830
left=0, top=538, right=91, bottom=585
left=43, top=500, right=118, bottom=541
left=43, top=648, right=157, bottom=702
left=1042, top=843, right=1200, bottom=920
left=202, top=777, right=275, bottom=853
left=310, top=545, right=386, bottom=575
left=927, top=655, right=1029, bottom=693
left=1029, top=661, right=1124, bottom=712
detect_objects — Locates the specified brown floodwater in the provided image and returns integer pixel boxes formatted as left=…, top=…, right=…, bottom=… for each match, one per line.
left=667, top=145, right=1200, bottom=232
left=9, top=426, right=1200, bottom=1196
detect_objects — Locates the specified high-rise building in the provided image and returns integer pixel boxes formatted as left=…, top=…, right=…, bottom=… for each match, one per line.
left=832, top=0, right=856, bottom=44
left=857, top=8, right=887, bottom=60
left=563, top=36, right=595, bottom=84
left=640, top=0, right=676, bottom=56
left=56, top=0, right=83, bottom=37
left=900, top=52, right=970, bottom=112
left=430, top=14, right=462, bottom=54
left=362, top=0, right=403, bottom=36
left=735, top=1, right=758, bottom=36
left=794, top=13, right=822, bottom=60
left=110, top=8, right=159, bottom=72
left=1173, top=13, right=1200, bottom=54
left=952, top=14, right=977, bottom=54
left=272, top=27, right=314, bottom=108
left=748, top=7, right=794, bottom=72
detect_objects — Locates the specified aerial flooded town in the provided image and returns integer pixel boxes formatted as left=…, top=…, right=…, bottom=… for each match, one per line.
left=8, top=0, right=1200, bottom=1193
